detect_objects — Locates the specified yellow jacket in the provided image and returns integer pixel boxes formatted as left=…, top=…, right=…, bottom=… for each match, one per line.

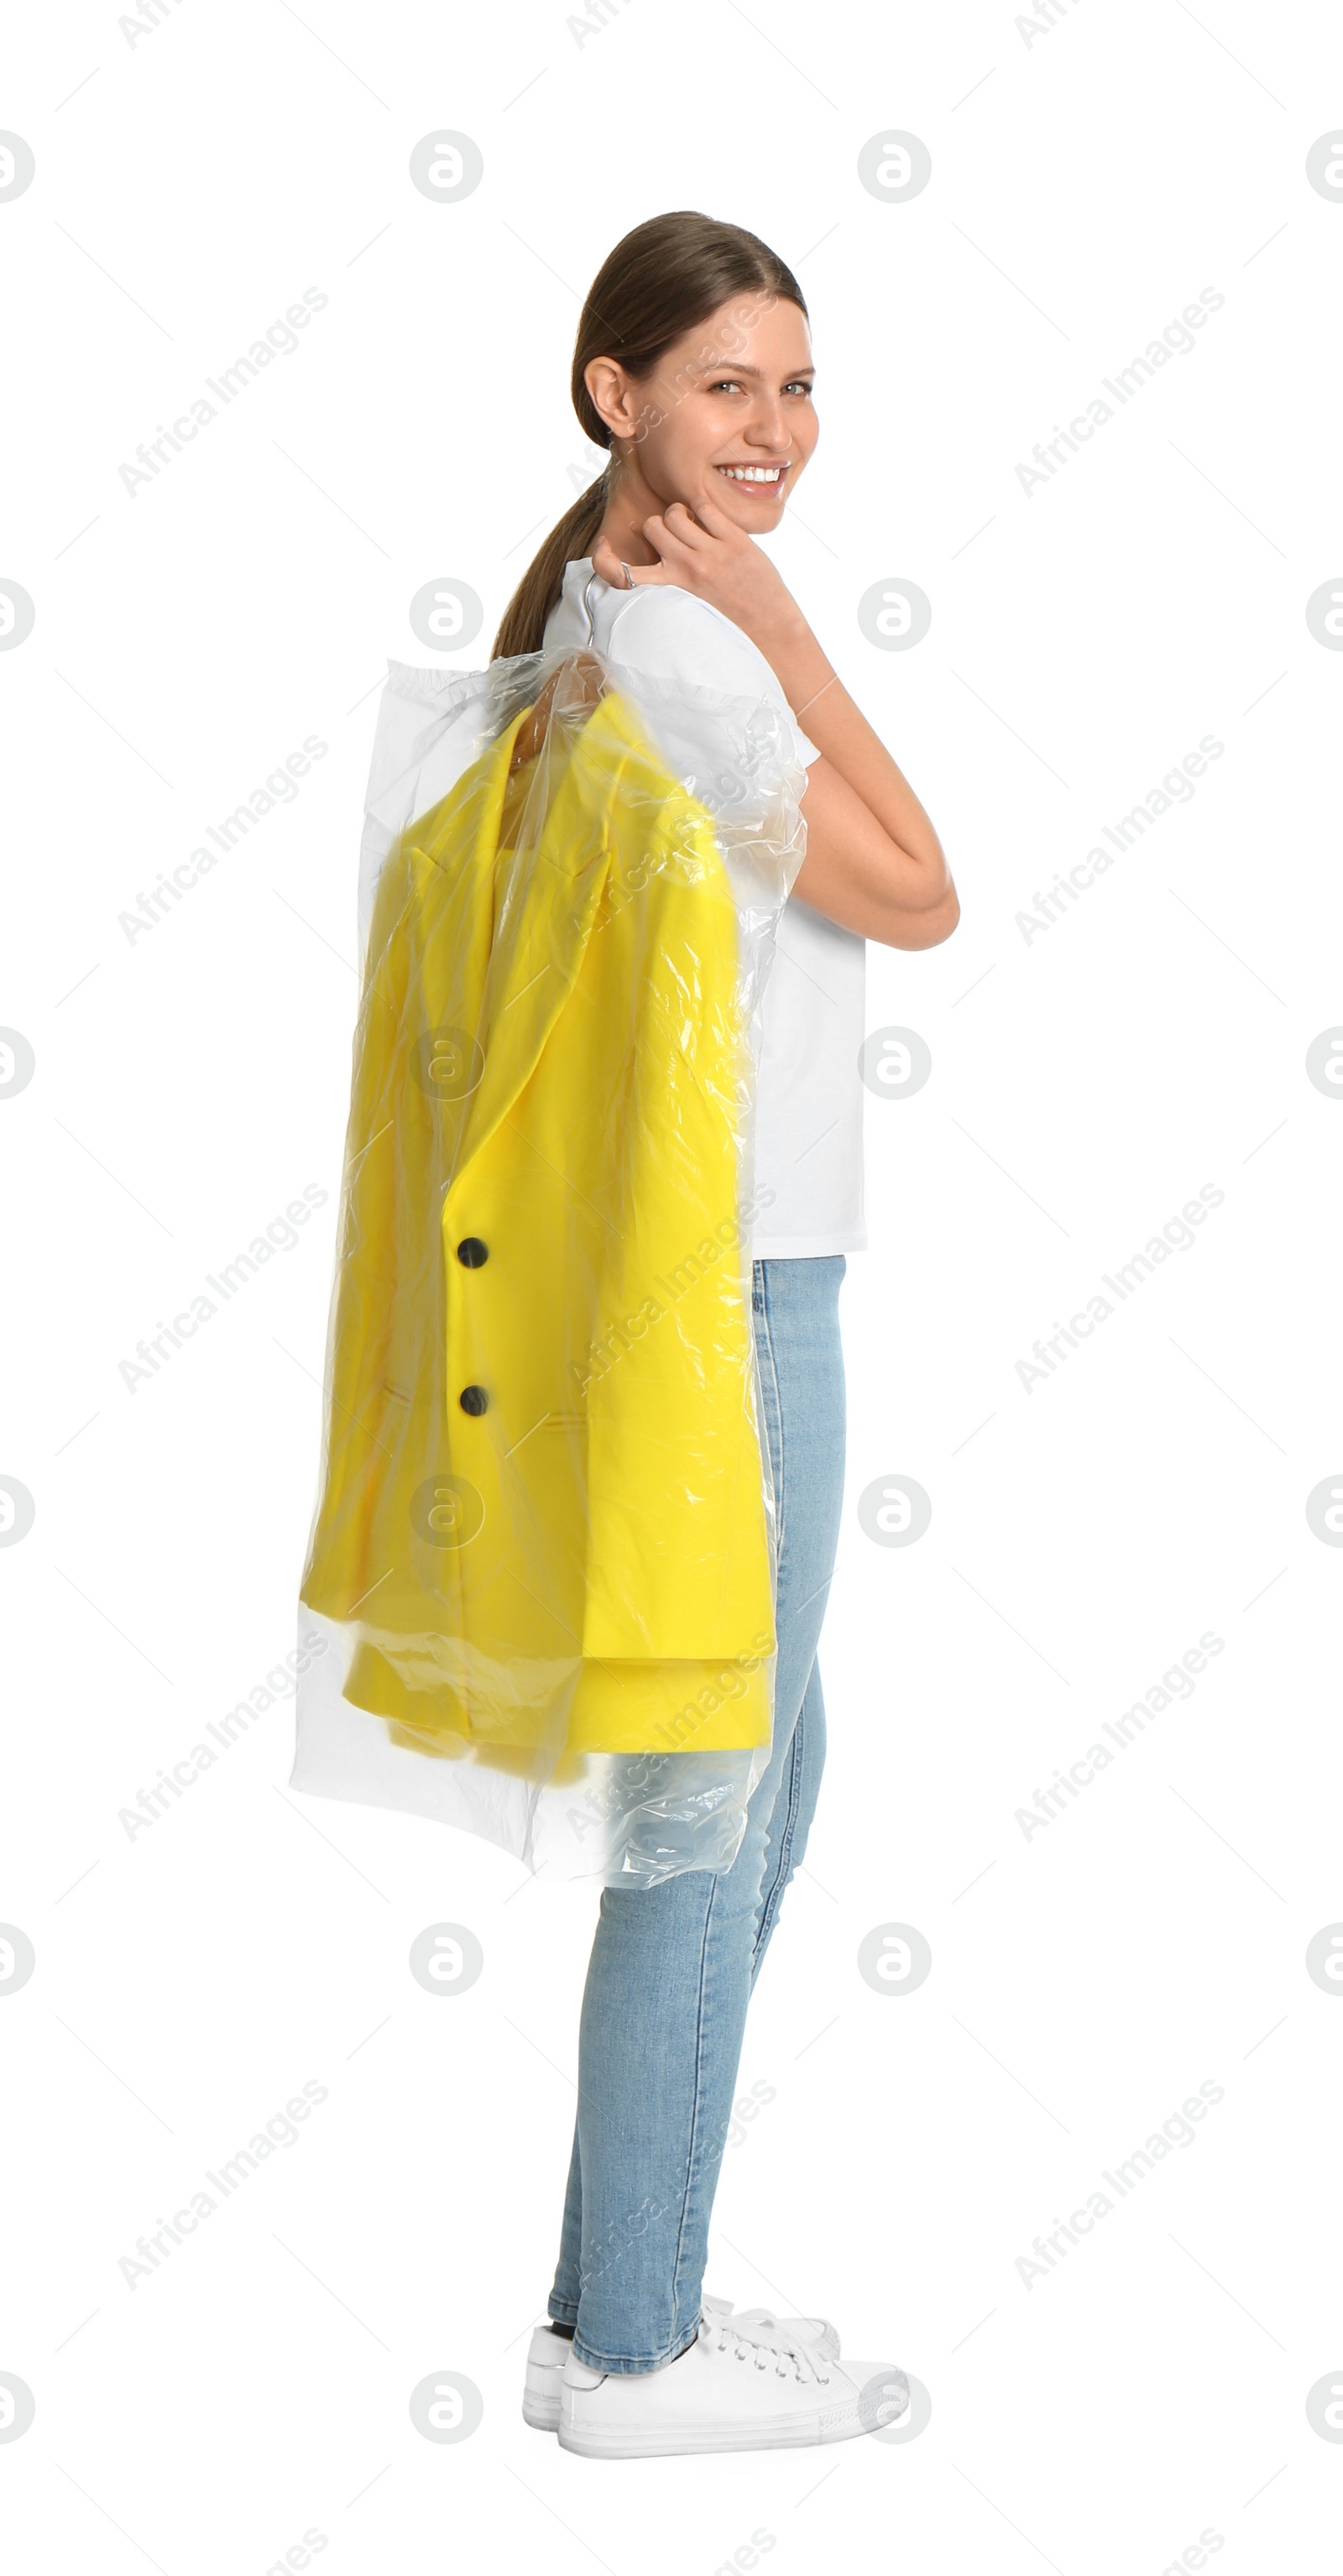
left=300, top=687, right=775, bottom=1762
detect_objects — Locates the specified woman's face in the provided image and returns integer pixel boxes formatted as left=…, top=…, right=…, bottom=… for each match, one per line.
left=586, top=292, right=818, bottom=531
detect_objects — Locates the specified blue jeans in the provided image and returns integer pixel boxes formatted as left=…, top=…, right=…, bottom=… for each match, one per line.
left=548, top=1253, right=848, bottom=2371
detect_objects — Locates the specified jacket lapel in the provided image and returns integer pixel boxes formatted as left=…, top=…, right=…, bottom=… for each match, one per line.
left=450, top=696, right=639, bottom=1187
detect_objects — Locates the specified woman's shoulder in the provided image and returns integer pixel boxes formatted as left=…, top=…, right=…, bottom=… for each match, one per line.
left=546, top=562, right=816, bottom=792
left=561, top=562, right=771, bottom=689
left=612, top=578, right=762, bottom=670
left=547, top=563, right=814, bottom=813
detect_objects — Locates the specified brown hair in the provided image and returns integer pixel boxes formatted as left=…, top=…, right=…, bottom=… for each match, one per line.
left=490, top=211, right=807, bottom=660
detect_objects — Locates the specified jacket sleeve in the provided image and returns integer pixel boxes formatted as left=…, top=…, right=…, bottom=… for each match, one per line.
left=578, top=771, right=776, bottom=1663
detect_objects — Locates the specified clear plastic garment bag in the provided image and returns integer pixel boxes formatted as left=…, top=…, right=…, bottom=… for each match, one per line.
left=290, top=620, right=807, bottom=1887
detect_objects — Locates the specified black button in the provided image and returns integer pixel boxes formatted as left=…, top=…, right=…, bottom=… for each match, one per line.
left=459, top=1384, right=489, bottom=1415
left=457, top=1237, right=489, bottom=1267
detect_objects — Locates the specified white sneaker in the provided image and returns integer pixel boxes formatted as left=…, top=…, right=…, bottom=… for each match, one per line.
left=522, top=2292, right=839, bottom=2432
left=557, top=2310, right=909, bottom=2458
left=523, top=2324, right=576, bottom=2429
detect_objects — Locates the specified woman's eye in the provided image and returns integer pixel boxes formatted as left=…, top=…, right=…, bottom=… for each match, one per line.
left=709, top=379, right=744, bottom=394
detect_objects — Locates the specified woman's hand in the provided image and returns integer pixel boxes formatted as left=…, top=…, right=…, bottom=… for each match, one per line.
left=591, top=494, right=802, bottom=656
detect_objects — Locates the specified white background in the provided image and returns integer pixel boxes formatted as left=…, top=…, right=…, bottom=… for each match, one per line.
left=3, top=3, right=1342, bottom=2570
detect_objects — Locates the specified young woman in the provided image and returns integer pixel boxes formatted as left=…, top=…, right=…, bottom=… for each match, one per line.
left=499, top=211, right=959, bottom=2458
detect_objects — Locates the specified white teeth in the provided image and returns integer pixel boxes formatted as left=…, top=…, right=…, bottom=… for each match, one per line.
left=719, top=465, right=782, bottom=482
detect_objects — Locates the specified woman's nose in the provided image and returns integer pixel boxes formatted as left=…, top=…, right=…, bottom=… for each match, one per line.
left=747, top=402, right=790, bottom=450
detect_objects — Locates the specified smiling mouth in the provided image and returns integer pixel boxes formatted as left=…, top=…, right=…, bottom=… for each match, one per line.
left=715, top=463, right=788, bottom=486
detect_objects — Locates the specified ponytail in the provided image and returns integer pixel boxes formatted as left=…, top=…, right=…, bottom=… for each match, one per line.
left=492, top=467, right=611, bottom=661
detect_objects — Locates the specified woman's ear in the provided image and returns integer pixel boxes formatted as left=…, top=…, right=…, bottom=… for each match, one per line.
left=583, top=355, right=638, bottom=445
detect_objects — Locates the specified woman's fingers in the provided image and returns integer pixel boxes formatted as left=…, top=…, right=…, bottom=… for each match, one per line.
left=676, top=489, right=736, bottom=541
left=641, top=511, right=702, bottom=567
left=590, top=533, right=668, bottom=588
left=589, top=501, right=736, bottom=598
left=658, top=499, right=713, bottom=547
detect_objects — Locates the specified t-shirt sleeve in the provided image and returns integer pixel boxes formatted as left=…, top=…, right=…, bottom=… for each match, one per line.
left=599, top=585, right=818, bottom=804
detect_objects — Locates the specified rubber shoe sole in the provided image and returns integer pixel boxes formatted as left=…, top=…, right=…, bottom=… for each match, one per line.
left=557, top=2396, right=866, bottom=2457
left=557, top=2353, right=908, bottom=2458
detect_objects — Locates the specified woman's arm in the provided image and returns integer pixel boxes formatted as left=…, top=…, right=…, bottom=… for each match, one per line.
left=592, top=501, right=959, bottom=953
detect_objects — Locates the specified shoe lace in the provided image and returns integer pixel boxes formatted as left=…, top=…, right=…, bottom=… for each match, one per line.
left=698, top=2311, right=828, bottom=2385
left=733, top=2301, right=826, bottom=2341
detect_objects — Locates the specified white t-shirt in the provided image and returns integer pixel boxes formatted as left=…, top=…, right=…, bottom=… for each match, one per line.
left=543, top=560, right=867, bottom=1261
